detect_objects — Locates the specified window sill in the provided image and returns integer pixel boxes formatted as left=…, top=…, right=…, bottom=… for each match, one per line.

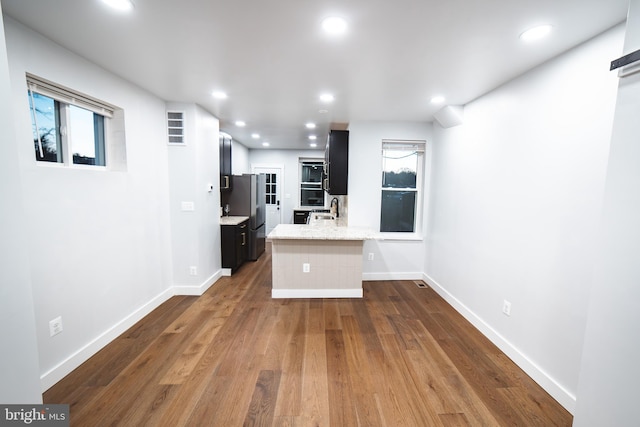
left=375, top=232, right=424, bottom=242
left=36, top=161, right=107, bottom=171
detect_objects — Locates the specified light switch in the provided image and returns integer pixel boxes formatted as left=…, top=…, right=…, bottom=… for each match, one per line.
left=181, top=201, right=195, bottom=211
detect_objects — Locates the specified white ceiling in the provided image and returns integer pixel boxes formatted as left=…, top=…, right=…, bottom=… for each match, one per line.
left=1, top=0, right=628, bottom=149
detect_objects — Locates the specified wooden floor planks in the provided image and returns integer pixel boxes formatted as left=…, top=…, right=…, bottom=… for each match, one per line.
left=44, top=245, right=572, bottom=426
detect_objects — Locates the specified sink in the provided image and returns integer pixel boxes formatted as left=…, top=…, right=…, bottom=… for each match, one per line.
left=312, top=213, right=335, bottom=220
left=308, top=213, right=337, bottom=226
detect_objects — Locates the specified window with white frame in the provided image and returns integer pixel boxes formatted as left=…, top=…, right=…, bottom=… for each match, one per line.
left=380, top=140, right=425, bottom=233
left=27, top=73, right=115, bottom=167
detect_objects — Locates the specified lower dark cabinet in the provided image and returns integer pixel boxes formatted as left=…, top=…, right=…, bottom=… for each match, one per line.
left=221, top=220, right=248, bottom=272
left=293, top=210, right=310, bottom=224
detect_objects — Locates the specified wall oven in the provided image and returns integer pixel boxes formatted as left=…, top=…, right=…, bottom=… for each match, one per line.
left=300, top=161, right=324, bottom=207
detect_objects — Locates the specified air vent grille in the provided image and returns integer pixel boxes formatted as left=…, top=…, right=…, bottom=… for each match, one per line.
left=167, top=111, right=185, bottom=144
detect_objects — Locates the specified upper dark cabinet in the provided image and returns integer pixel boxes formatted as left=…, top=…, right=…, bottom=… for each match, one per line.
left=323, top=130, right=349, bottom=195
left=220, top=134, right=232, bottom=191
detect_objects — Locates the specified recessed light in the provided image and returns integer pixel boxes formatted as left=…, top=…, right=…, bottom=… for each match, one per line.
left=212, top=91, right=228, bottom=99
left=520, top=24, right=553, bottom=42
left=310, top=143, right=318, bottom=148
left=320, top=93, right=335, bottom=103
left=308, top=135, right=317, bottom=140
left=235, top=120, right=246, bottom=127
left=430, top=95, right=445, bottom=104
left=322, top=17, right=348, bottom=35
left=102, top=0, right=134, bottom=11
left=262, top=142, right=270, bottom=147
left=251, top=133, right=260, bottom=139
left=305, top=122, right=316, bottom=129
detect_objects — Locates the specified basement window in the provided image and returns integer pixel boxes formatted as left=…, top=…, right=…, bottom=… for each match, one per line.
left=27, top=73, right=118, bottom=168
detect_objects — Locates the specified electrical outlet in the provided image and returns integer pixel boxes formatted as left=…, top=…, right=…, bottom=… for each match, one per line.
left=303, top=263, right=310, bottom=273
left=49, top=316, right=63, bottom=337
left=368, top=252, right=374, bottom=261
left=189, top=266, right=197, bottom=276
left=502, top=300, right=512, bottom=316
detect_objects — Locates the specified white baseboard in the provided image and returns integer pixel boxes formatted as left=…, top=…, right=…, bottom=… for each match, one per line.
left=40, top=287, right=175, bottom=392
left=272, top=288, right=363, bottom=298
left=173, top=270, right=223, bottom=296
left=40, top=270, right=227, bottom=392
left=423, top=273, right=576, bottom=413
left=362, top=271, right=424, bottom=281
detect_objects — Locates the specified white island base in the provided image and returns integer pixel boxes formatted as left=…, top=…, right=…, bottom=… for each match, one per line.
left=268, top=224, right=375, bottom=298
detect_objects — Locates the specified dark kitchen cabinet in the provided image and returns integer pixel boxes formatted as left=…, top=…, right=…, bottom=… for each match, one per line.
left=220, top=134, right=232, bottom=191
left=293, top=210, right=310, bottom=224
left=221, top=220, right=248, bottom=271
left=323, top=130, right=349, bottom=195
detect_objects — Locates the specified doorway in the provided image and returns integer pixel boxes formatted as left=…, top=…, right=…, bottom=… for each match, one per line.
left=252, top=165, right=283, bottom=235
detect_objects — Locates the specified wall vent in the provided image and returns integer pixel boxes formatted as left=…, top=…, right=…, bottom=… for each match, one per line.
left=167, top=111, right=185, bottom=144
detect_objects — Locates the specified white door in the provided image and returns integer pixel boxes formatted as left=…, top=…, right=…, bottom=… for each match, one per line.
left=252, top=165, right=282, bottom=235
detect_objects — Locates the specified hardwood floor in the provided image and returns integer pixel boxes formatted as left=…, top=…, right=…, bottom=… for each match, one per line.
left=44, top=246, right=572, bottom=426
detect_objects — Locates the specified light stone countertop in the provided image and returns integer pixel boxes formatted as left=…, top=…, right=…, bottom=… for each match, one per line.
left=267, top=224, right=377, bottom=241
left=220, top=216, right=249, bottom=226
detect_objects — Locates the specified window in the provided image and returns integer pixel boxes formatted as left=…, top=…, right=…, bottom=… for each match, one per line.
left=27, top=73, right=114, bottom=167
left=265, top=173, right=278, bottom=205
left=380, top=140, right=425, bottom=233
left=299, top=159, right=324, bottom=208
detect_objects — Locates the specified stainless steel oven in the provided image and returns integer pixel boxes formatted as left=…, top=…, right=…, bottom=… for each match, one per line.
left=300, top=161, right=324, bottom=207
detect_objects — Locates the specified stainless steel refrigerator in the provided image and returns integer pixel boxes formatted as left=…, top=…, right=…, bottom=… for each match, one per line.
left=224, top=174, right=266, bottom=261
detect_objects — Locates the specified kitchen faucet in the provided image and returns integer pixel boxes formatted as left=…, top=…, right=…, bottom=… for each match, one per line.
left=331, top=197, right=339, bottom=218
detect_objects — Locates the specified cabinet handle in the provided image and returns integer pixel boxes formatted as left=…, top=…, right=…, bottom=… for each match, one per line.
left=323, top=178, right=328, bottom=191
left=242, top=232, right=246, bottom=246
left=223, top=176, right=229, bottom=189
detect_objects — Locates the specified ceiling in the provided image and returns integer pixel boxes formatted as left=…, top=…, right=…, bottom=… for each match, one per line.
left=1, top=0, right=628, bottom=149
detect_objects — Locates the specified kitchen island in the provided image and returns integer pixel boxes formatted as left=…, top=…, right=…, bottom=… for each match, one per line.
left=267, top=224, right=376, bottom=298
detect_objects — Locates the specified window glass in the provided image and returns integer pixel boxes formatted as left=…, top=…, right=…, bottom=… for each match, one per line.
left=381, top=190, right=416, bottom=232
left=266, top=173, right=277, bottom=205
left=69, top=105, right=105, bottom=166
left=29, top=92, right=61, bottom=163
left=382, top=149, right=417, bottom=188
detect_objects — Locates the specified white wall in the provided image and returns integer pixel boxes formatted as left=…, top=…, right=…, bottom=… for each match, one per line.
left=424, top=25, right=623, bottom=411
left=348, top=121, right=433, bottom=280
left=167, top=103, right=221, bottom=294
left=574, top=2, right=640, bottom=424
left=0, top=5, right=42, bottom=403
left=5, top=17, right=175, bottom=390
left=249, top=149, right=324, bottom=224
